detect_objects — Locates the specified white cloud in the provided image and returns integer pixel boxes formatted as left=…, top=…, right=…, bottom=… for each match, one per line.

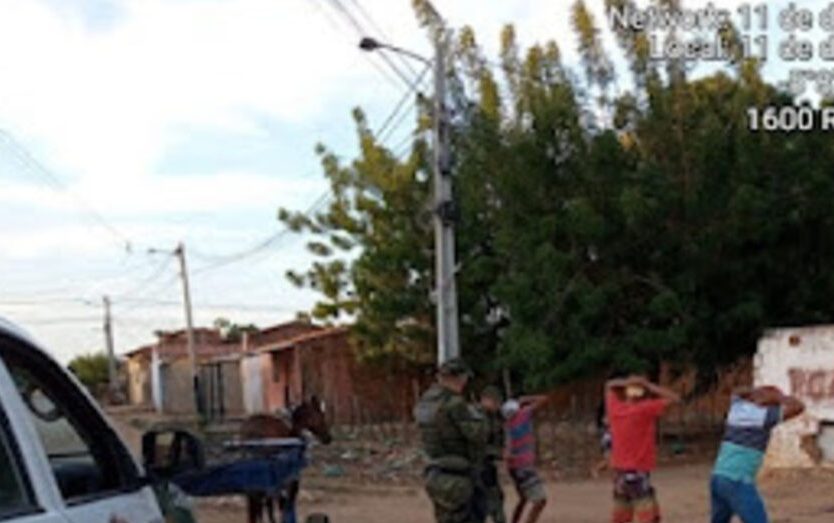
left=3, top=0, right=804, bottom=363
left=0, top=0, right=373, bottom=189
left=0, top=171, right=324, bottom=216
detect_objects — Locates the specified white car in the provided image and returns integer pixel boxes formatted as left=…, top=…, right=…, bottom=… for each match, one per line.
left=0, top=318, right=179, bottom=523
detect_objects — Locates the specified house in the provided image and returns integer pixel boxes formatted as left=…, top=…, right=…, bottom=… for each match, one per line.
left=756, top=325, right=834, bottom=469
left=247, top=326, right=429, bottom=425
left=124, top=327, right=243, bottom=414
left=124, top=320, right=325, bottom=415
left=124, top=319, right=428, bottom=424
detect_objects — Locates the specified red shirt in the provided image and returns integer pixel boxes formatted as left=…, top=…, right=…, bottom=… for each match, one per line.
left=606, top=391, right=667, bottom=472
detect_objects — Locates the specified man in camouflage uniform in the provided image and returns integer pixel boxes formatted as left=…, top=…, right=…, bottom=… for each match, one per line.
left=414, top=358, right=487, bottom=523
left=479, top=386, right=507, bottom=523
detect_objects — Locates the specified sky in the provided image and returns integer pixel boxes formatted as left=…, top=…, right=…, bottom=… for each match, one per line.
left=0, top=0, right=825, bottom=364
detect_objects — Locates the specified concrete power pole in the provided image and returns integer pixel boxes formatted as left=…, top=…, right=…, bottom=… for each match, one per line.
left=433, top=35, right=460, bottom=364
left=174, top=242, right=202, bottom=415
left=102, top=295, right=117, bottom=395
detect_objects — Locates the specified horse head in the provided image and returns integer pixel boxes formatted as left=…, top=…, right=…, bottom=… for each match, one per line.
left=291, top=395, right=332, bottom=444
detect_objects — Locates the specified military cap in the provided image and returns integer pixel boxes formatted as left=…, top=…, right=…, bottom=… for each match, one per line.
left=481, top=385, right=503, bottom=401
left=438, top=357, right=473, bottom=377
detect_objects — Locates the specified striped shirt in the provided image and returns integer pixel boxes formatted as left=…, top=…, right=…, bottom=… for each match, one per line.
left=713, top=396, right=782, bottom=483
left=506, top=406, right=536, bottom=470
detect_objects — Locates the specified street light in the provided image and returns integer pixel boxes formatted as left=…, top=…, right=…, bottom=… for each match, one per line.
left=359, top=37, right=432, bottom=66
left=360, top=36, right=460, bottom=365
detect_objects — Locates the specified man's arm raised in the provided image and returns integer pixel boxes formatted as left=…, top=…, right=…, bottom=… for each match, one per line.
left=519, top=394, right=549, bottom=412
left=635, top=376, right=681, bottom=405
left=780, top=394, right=805, bottom=421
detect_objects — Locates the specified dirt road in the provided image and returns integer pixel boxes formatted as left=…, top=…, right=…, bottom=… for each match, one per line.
left=104, top=411, right=833, bottom=522
left=193, top=464, right=834, bottom=523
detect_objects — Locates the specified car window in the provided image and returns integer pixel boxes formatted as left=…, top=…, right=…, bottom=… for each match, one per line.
left=0, top=339, right=139, bottom=505
left=0, top=405, right=37, bottom=520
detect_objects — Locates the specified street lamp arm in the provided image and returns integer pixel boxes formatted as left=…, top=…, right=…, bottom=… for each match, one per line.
left=359, top=37, right=432, bottom=66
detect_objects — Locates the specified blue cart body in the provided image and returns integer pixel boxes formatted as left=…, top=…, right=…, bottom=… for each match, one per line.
left=172, top=443, right=307, bottom=523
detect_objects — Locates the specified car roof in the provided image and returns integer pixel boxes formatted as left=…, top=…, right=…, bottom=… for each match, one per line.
left=0, top=316, right=51, bottom=359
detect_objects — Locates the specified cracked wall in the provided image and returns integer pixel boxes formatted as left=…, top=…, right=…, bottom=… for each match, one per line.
left=756, top=326, right=834, bottom=470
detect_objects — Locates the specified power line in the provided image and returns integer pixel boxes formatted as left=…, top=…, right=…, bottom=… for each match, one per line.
left=190, top=190, right=332, bottom=275
left=310, top=0, right=403, bottom=92
left=345, top=0, right=422, bottom=79
left=0, top=297, right=91, bottom=306
left=326, top=0, right=416, bottom=90
left=20, top=316, right=103, bottom=326
left=0, top=129, right=134, bottom=252
left=115, top=254, right=175, bottom=300
left=376, top=63, right=431, bottom=143
left=111, top=297, right=300, bottom=313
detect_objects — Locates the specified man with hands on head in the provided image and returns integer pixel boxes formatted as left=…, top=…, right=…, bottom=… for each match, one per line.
left=606, top=374, right=681, bottom=523
left=710, top=385, right=805, bottom=523
left=503, top=393, right=549, bottom=523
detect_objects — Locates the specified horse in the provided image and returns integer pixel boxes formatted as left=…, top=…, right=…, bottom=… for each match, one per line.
left=239, top=396, right=332, bottom=523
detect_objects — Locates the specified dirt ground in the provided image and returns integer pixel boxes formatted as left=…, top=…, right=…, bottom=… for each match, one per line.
left=105, top=410, right=834, bottom=523
left=191, top=464, right=834, bottom=523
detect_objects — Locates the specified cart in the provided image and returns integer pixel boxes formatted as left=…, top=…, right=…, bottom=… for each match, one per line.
left=143, top=431, right=311, bottom=523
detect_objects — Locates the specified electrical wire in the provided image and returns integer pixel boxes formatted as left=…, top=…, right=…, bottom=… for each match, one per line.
left=112, top=297, right=299, bottom=313
left=0, top=129, right=134, bottom=252
left=345, top=0, right=422, bottom=79
left=326, top=0, right=417, bottom=90
left=376, top=63, right=430, bottom=142
left=189, top=190, right=332, bottom=275
left=310, top=0, right=403, bottom=93
left=115, top=254, right=175, bottom=300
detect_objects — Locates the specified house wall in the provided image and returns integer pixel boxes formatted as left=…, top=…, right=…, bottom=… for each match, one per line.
left=200, top=360, right=245, bottom=417
left=221, top=360, right=244, bottom=415
left=292, top=332, right=428, bottom=425
left=241, top=353, right=265, bottom=414
left=254, top=323, right=320, bottom=347
left=756, top=326, right=834, bottom=469
left=160, top=359, right=197, bottom=414
left=126, top=356, right=151, bottom=406
left=262, top=350, right=302, bottom=414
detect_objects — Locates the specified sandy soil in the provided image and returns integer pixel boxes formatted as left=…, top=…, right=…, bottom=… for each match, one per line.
left=104, top=410, right=834, bottom=523
left=192, top=464, right=834, bottom=523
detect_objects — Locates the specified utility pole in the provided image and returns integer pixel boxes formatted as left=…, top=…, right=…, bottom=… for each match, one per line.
left=174, top=242, right=202, bottom=416
left=358, top=24, right=461, bottom=365
left=433, top=34, right=460, bottom=364
left=102, top=295, right=117, bottom=395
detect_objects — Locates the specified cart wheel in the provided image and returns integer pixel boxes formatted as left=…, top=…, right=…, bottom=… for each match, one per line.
left=305, top=514, right=330, bottom=523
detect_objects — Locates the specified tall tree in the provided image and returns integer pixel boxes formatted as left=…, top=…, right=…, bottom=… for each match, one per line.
left=282, top=0, right=834, bottom=390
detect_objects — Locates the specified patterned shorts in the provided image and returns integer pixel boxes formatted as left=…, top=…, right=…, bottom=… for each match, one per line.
left=612, top=471, right=660, bottom=523
left=509, top=468, right=547, bottom=502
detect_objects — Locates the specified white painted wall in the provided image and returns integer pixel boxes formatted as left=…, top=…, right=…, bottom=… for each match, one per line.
left=756, top=326, right=834, bottom=469
left=151, top=347, right=163, bottom=414
left=241, top=353, right=264, bottom=414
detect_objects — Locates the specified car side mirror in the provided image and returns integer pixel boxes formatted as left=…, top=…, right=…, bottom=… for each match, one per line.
left=142, top=429, right=205, bottom=480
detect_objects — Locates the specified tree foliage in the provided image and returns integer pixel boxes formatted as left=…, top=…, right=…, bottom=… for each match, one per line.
left=282, top=0, right=834, bottom=390
left=68, top=352, right=111, bottom=392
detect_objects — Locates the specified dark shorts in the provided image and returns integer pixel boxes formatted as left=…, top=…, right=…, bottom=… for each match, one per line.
left=509, top=468, right=546, bottom=502
left=612, top=470, right=660, bottom=523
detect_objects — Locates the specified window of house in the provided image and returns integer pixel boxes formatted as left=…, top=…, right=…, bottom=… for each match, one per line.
left=0, top=337, right=140, bottom=505
left=0, top=407, right=37, bottom=520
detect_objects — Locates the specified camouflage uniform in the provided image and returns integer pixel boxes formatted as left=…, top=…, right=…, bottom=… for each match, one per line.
left=482, top=408, right=506, bottom=523
left=415, top=360, right=487, bottom=523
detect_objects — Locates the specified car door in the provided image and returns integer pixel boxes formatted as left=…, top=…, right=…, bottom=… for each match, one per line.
left=0, top=352, right=66, bottom=523
left=0, top=333, right=163, bottom=523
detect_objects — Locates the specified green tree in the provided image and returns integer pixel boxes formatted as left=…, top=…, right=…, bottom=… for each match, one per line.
left=213, top=318, right=259, bottom=343
left=68, top=353, right=111, bottom=391
left=279, top=108, right=435, bottom=366
left=282, top=0, right=834, bottom=391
